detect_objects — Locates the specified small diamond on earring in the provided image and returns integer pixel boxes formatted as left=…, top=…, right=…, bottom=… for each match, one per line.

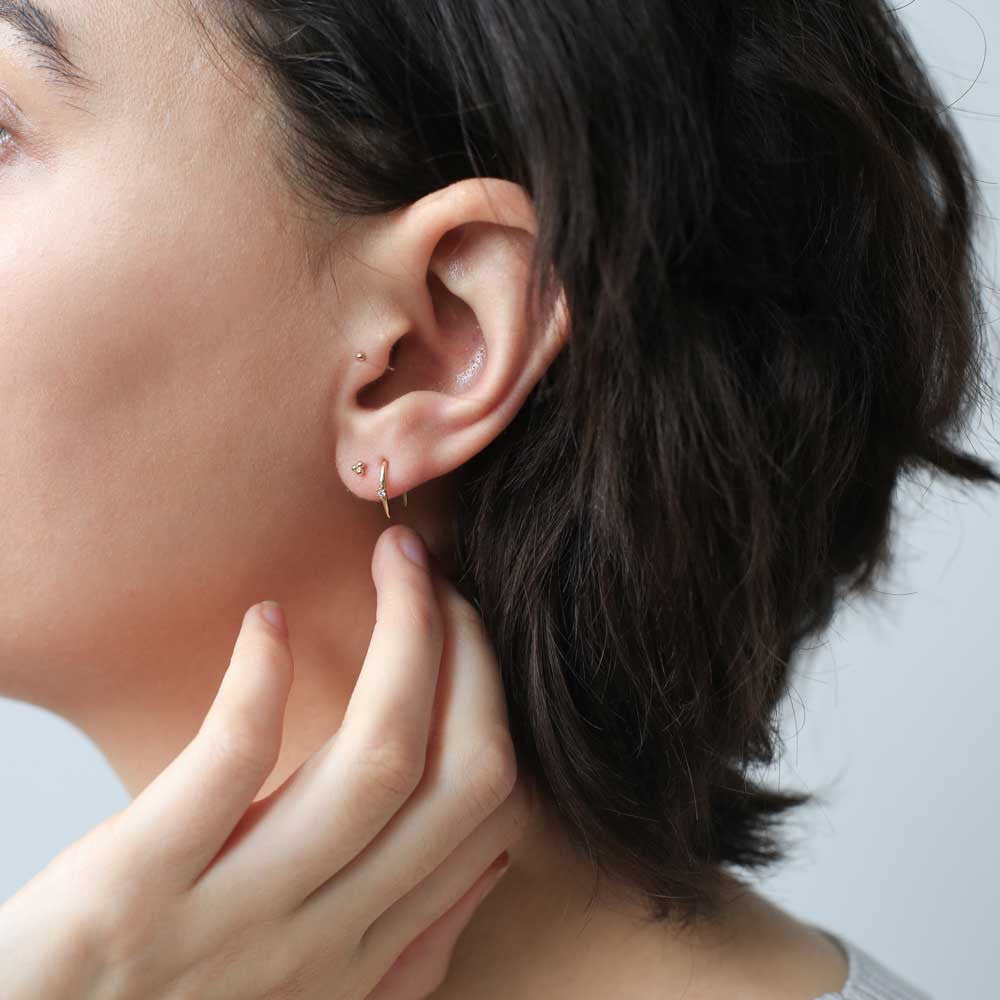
left=355, top=352, right=367, bottom=361
left=351, top=461, right=367, bottom=476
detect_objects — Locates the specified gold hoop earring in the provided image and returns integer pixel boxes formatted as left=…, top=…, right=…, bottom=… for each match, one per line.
left=375, top=459, right=408, bottom=519
left=376, top=459, right=391, bottom=519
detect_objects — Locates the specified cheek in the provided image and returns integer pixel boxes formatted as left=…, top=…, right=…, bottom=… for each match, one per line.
left=0, top=144, right=314, bottom=704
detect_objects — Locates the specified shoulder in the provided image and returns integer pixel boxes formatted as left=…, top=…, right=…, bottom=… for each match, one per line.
left=810, top=930, right=934, bottom=1000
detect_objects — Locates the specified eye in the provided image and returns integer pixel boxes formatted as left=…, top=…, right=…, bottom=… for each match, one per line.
left=0, top=125, right=12, bottom=158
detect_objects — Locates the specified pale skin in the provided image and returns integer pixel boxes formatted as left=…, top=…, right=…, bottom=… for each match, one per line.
left=0, top=1, right=851, bottom=998
left=0, top=527, right=537, bottom=999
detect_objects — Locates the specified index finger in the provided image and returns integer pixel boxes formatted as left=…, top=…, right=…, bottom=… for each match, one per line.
left=339, top=523, right=447, bottom=761
left=184, top=523, right=449, bottom=913
left=422, top=573, right=512, bottom=770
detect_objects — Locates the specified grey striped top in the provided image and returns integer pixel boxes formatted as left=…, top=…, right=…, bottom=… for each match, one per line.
left=813, top=930, right=933, bottom=1000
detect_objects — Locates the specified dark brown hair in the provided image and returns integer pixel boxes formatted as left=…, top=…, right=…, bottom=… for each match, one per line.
left=195, top=0, right=999, bottom=923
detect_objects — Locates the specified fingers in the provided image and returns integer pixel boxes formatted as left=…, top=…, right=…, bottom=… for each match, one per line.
left=363, top=851, right=513, bottom=1000
left=286, top=570, right=530, bottom=939
left=347, top=778, right=530, bottom=983
left=111, top=601, right=294, bottom=889
left=188, top=525, right=447, bottom=916
left=340, top=523, right=446, bottom=762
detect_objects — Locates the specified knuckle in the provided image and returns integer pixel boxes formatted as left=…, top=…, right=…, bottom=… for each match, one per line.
left=378, top=586, right=443, bottom=639
left=353, top=736, right=425, bottom=802
left=400, top=591, right=443, bottom=637
left=460, top=733, right=518, bottom=815
left=269, top=955, right=322, bottom=1000
left=201, top=716, right=275, bottom=775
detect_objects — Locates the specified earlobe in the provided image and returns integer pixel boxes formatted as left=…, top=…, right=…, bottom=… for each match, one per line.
left=334, top=178, right=569, bottom=509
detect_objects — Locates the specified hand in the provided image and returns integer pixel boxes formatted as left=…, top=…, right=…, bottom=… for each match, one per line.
left=0, top=525, right=534, bottom=1000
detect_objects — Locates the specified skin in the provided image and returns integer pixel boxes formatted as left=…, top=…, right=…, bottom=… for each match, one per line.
left=0, top=2, right=850, bottom=998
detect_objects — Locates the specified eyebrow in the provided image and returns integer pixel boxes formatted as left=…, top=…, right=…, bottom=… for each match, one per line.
left=0, top=0, right=96, bottom=100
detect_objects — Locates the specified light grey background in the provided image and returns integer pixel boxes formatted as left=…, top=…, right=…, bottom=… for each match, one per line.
left=2, top=2, right=998, bottom=998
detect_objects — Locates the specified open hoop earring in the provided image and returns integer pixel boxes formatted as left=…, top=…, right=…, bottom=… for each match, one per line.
left=375, top=459, right=409, bottom=519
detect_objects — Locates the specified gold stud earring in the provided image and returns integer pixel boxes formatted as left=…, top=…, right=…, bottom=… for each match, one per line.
left=354, top=346, right=399, bottom=372
left=351, top=461, right=366, bottom=476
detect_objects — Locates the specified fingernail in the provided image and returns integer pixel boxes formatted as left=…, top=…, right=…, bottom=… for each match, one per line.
left=398, top=530, right=429, bottom=568
left=259, top=601, right=287, bottom=635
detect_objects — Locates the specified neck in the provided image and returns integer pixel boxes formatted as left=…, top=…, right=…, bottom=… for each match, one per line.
left=51, top=495, right=836, bottom=1000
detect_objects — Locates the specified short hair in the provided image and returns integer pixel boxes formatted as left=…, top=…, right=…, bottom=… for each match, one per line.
left=198, top=0, right=999, bottom=923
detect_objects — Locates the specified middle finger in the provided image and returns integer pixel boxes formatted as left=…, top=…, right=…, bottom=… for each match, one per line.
left=292, top=576, right=519, bottom=929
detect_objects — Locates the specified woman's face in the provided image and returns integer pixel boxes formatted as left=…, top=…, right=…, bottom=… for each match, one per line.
left=0, top=0, right=372, bottom=721
left=0, top=0, right=553, bottom=794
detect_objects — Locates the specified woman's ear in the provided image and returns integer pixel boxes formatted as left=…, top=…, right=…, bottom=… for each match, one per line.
left=333, top=178, right=569, bottom=505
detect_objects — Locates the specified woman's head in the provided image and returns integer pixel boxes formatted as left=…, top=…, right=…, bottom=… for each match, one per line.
left=2, top=0, right=997, bottom=924
left=0, top=0, right=565, bottom=717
